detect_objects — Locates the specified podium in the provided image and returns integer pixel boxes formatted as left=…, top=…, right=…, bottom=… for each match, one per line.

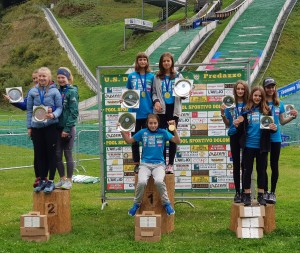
left=135, top=174, right=175, bottom=234
left=33, top=189, right=72, bottom=234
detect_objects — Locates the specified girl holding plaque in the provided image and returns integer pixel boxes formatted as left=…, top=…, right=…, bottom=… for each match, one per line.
left=119, top=114, right=180, bottom=216
left=262, top=77, right=298, bottom=204
left=220, top=80, right=249, bottom=203
left=27, top=67, right=62, bottom=194
left=237, top=86, right=277, bottom=206
left=126, top=52, right=154, bottom=173
left=152, top=52, right=183, bottom=174
left=55, top=67, right=79, bottom=190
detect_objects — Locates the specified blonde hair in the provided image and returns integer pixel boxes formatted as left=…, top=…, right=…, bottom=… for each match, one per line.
left=38, top=67, right=52, bottom=86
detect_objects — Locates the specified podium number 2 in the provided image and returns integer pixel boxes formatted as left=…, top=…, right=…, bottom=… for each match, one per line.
left=47, top=203, right=56, bottom=216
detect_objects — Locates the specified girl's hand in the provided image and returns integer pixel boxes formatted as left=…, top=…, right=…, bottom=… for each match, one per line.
left=45, top=113, right=55, bottom=119
left=168, top=120, right=176, bottom=131
left=220, top=103, right=226, bottom=114
left=48, top=107, right=53, bottom=113
left=233, top=116, right=244, bottom=128
left=290, top=109, right=298, bottom=118
left=27, top=128, right=32, bottom=136
left=2, top=94, right=10, bottom=102
left=155, top=101, right=162, bottom=112
left=269, top=123, right=277, bottom=131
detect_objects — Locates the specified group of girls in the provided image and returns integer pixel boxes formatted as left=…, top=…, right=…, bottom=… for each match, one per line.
left=122, top=51, right=183, bottom=216
left=4, top=67, right=79, bottom=193
left=221, top=78, right=297, bottom=206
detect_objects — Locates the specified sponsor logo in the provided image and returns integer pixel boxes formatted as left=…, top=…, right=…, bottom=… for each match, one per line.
left=192, top=183, right=209, bottom=188
left=208, top=145, right=226, bottom=151
left=107, top=183, right=124, bottom=190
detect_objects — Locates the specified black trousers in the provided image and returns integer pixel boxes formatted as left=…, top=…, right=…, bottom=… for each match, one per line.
left=243, top=147, right=267, bottom=190
left=31, top=124, right=58, bottom=181
left=265, top=142, right=281, bottom=193
left=230, top=133, right=243, bottom=193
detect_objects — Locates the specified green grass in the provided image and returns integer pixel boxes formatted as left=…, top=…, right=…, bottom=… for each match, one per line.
left=0, top=145, right=300, bottom=252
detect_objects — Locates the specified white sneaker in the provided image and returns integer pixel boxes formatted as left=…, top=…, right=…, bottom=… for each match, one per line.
left=55, top=179, right=65, bottom=188
left=61, top=180, right=72, bottom=190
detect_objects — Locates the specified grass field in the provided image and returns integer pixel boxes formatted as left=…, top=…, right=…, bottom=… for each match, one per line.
left=0, top=145, right=299, bottom=253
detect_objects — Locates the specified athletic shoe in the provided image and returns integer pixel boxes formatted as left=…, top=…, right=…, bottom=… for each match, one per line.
left=243, top=194, right=251, bottom=206
left=165, top=164, right=174, bottom=174
left=134, top=164, right=139, bottom=174
left=44, top=181, right=55, bottom=193
left=34, top=180, right=47, bottom=192
left=164, top=203, right=175, bottom=215
left=267, top=192, right=276, bottom=204
left=234, top=192, right=241, bottom=203
left=128, top=203, right=140, bottom=217
left=263, top=192, right=269, bottom=201
left=55, top=179, right=65, bottom=188
left=61, top=180, right=72, bottom=190
left=33, top=177, right=41, bottom=188
left=257, top=194, right=267, bottom=206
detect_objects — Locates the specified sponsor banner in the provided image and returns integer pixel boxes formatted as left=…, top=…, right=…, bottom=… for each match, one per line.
left=177, top=151, right=200, bottom=158
left=122, top=146, right=132, bottom=152
left=211, top=176, right=234, bottom=183
left=207, top=96, right=223, bottom=102
left=227, top=163, right=233, bottom=170
left=192, top=175, right=210, bottom=183
left=175, top=183, right=192, bottom=189
left=106, top=147, right=123, bottom=152
left=208, top=130, right=226, bottom=136
left=227, top=170, right=234, bottom=176
left=175, top=158, right=192, bottom=163
left=106, top=133, right=122, bottom=139
left=190, top=124, right=208, bottom=130
left=177, top=123, right=191, bottom=131
left=192, top=111, right=207, bottom=118
left=124, top=183, right=135, bottom=190
left=178, top=131, right=190, bottom=137
left=193, top=84, right=206, bottom=90
left=181, top=112, right=192, bottom=117
left=209, top=157, right=226, bottom=163
left=228, top=182, right=235, bottom=189
left=107, top=183, right=124, bottom=190
left=107, top=165, right=123, bottom=172
left=191, top=118, right=208, bottom=124
left=190, top=145, right=208, bottom=151
left=123, top=176, right=135, bottom=183
left=177, top=145, right=191, bottom=151
left=174, top=164, right=192, bottom=171
left=175, top=171, right=192, bottom=177
left=192, top=170, right=209, bottom=176
left=105, top=99, right=120, bottom=106
left=123, top=158, right=135, bottom=165
left=208, top=151, right=227, bottom=157
left=107, top=152, right=123, bottom=159
left=123, top=164, right=135, bottom=172
left=216, top=163, right=227, bottom=170
left=105, top=87, right=123, bottom=93
left=107, top=172, right=123, bottom=177
left=105, top=114, right=119, bottom=121
left=194, top=163, right=217, bottom=170
left=178, top=118, right=191, bottom=124
left=207, top=83, right=224, bottom=89
left=209, top=183, right=228, bottom=189
left=190, top=96, right=207, bottom=103
left=192, top=90, right=207, bottom=96
left=208, top=118, right=223, bottom=124
left=192, top=183, right=209, bottom=189
left=208, top=124, right=225, bottom=130
left=124, top=172, right=135, bottom=177
left=224, top=83, right=234, bottom=89
left=224, top=89, right=234, bottom=95
left=122, top=152, right=132, bottom=159
left=209, top=170, right=227, bottom=176
left=207, top=89, right=224, bottom=96
left=192, top=157, right=209, bottom=164
left=176, top=177, right=192, bottom=183
left=190, top=130, right=208, bottom=136
left=227, top=157, right=233, bottom=163
left=107, top=177, right=123, bottom=183
left=106, top=159, right=123, bottom=165
left=105, top=93, right=122, bottom=99
left=207, top=111, right=221, bottom=118
left=208, top=144, right=226, bottom=151
left=277, top=80, right=300, bottom=98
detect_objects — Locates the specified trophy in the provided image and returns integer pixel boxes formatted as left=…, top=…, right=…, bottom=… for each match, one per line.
left=32, top=105, right=48, bottom=122
left=285, top=104, right=295, bottom=118
left=117, top=112, right=136, bottom=132
left=222, top=95, right=235, bottom=108
left=121, top=89, right=140, bottom=108
left=260, top=116, right=274, bottom=129
left=6, top=87, right=24, bottom=103
left=173, top=78, right=193, bottom=97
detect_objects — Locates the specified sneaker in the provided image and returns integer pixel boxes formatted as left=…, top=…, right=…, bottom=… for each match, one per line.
left=44, top=181, right=55, bottom=193
left=244, top=194, right=251, bottom=206
left=234, top=192, right=241, bottom=203
left=55, top=179, right=65, bottom=188
left=128, top=203, right=140, bottom=217
left=164, top=203, right=175, bottom=216
left=263, top=191, right=269, bottom=201
left=257, top=194, right=267, bottom=206
left=165, top=164, right=174, bottom=174
left=33, top=177, right=41, bottom=188
left=267, top=192, right=276, bottom=204
left=61, top=180, right=72, bottom=190
left=34, top=180, right=47, bottom=192
left=134, top=164, right=139, bottom=174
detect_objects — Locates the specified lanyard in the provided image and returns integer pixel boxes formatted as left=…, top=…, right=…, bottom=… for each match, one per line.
left=235, top=103, right=244, bottom=117
left=164, top=76, right=171, bottom=92
left=137, top=73, right=147, bottom=92
left=38, top=87, right=46, bottom=105
left=60, top=85, right=69, bottom=104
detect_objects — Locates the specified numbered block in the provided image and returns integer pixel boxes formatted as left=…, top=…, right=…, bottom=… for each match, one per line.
left=135, top=174, right=175, bottom=234
left=33, top=189, right=71, bottom=234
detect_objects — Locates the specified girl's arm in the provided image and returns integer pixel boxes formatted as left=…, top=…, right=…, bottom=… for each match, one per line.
left=120, top=131, right=135, bottom=144
left=220, top=104, right=230, bottom=127
left=279, top=110, right=298, bottom=125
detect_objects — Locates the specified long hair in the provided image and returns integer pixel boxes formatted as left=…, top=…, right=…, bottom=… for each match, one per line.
left=233, top=80, right=249, bottom=104
left=134, top=52, right=151, bottom=73
left=156, top=52, right=176, bottom=80
left=245, top=86, right=269, bottom=115
left=38, top=67, right=52, bottom=86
